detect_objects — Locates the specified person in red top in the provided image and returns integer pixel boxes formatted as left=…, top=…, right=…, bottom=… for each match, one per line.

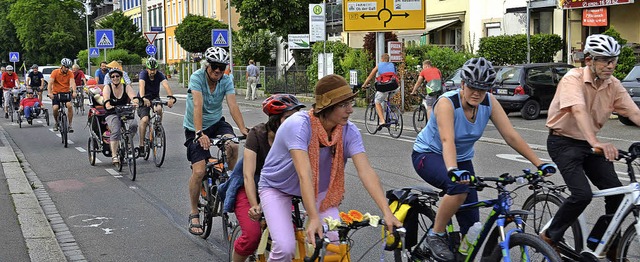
left=72, top=64, right=87, bottom=88
left=411, top=60, right=442, bottom=121
left=19, top=90, right=41, bottom=124
left=2, top=65, right=20, bottom=118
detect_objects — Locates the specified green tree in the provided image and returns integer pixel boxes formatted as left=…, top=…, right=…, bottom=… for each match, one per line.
left=8, top=0, right=84, bottom=65
left=340, top=49, right=374, bottom=85
left=363, top=32, right=398, bottom=59
left=307, top=41, right=351, bottom=88
left=175, top=14, right=228, bottom=54
left=0, top=0, right=22, bottom=64
left=96, top=10, right=147, bottom=57
left=234, top=29, right=277, bottom=66
left=603, top=28, right=636, bottom=80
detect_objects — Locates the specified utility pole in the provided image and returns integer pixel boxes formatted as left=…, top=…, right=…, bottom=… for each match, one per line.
left=526, top=0, right=531, bottom=63
left=85, top=0, right=92, bottom=75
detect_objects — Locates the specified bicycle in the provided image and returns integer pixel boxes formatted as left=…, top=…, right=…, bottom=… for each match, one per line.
left=73, top=85, right=85, bottom=115
left=113, top=104, right=138, bottom=181
left=412, top=93, right=429, bottom=133
left=363, top=86, right=403, bottom=138
left=385, top=171, right=562, bottom=262
left=521, top=142, right=640, bottom=261
left=53, top=93, right=72, bottom=148
left=141, top=97, right=176, bottom=167
left=198, top=135, right=245, bottom=240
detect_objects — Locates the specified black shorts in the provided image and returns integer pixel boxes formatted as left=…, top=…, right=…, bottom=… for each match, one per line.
left=137, top=106, right=151, bottom=119
left=52, top=92, right=72, bottom=106
left=184, top=117, right=235, bottom=164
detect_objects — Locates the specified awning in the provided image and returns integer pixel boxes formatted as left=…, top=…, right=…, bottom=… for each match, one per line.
left=425, top=19, right=460, bottom=34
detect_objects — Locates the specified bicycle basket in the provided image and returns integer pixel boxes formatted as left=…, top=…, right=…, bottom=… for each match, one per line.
left=116, top=106, right=135, bottom=120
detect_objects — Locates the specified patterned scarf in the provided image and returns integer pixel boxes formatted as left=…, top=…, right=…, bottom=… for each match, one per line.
left=308, top=110, right=345, bottom=211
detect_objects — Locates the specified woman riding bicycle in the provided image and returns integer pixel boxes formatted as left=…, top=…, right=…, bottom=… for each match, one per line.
left=220, top=94, right=305, bottom=262
left=103, top=68, right=139, bottom=165
left=411, top=57, right=555, bottom=261
left=258, top=74, right=402, bottom=261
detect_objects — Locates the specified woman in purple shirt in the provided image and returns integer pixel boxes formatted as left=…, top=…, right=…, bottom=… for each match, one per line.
left=258, top=75, right=402, bottom=261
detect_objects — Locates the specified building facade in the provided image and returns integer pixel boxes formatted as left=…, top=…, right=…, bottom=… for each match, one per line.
left=147, top=0, right=165, bottom=62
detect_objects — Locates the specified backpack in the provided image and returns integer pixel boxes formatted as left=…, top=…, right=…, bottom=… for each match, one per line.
left=375, top=72, right=399, bottom=92
left=425, top=79, right=443, bottom=96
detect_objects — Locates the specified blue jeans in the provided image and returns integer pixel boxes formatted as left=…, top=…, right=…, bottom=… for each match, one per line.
left=412, top=150, right=479, bottom=234
left=24, top=102, right=40, bottom=119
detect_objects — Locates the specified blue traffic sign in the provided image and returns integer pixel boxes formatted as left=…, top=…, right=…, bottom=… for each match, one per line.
left=145, top=45, right=157, bottom=56
left=89, top=48, right=100, bottom=58
left=150, top=26, right=163, bottom=32
left=95, top=29, right=115, bottom=49
left=212, top=29, right=229, bottom=47
left=9, top=52, right=19, bottom=62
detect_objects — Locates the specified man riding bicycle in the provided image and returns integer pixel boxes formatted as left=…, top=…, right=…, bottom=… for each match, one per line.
left=137, top=57, right=175, bottom=155
left=184, top=46, right=250, bottom=235
left=48, top=58, right=77, bottom=133
left=1, top=65, right=20, bottom=118
left=541, top=34, right=640, bottom=261
left=26, top=64, right=45, bottom=99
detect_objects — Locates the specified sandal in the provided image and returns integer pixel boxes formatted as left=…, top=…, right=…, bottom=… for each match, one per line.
left=188, top=213, right=203, bottom=235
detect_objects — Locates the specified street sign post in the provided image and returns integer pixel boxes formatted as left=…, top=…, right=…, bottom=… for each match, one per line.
left=211, top=29, right=229, bottom=47
left=342, top=0, right=425, bottom=31
left=89, top=48, right=100, bottom=58
left=9, top=52, right=19, bottom=62
left=309, top=4, right=326, bottom=42
left=95, top=29, right=115, bottom=48
left=146, top=45, right=157, bottom=56
left=287, top=34, right=311, bottom=50
left=144, top=32, right=158, bottom=45
left=387, top=41, right=403, bottom=62
left=150, top=26, right=163, bottom=32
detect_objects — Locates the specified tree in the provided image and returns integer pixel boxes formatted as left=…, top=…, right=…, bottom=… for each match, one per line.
left=8, top=0, right=84, bottom=65
left=0, top=0, right=21, bottom=64
left=175, top=14, right=228, bottom=54
left=603, top=28, right=636, bottom=80
left=363, top=32, right=398, bottom=59
left=234, top=29, right=277, bottom=66
left=96, top=10, right=147, bottom=57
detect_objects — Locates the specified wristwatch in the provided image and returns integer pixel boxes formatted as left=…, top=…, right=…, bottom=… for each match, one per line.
left=195, top=130, right=203, bottom=137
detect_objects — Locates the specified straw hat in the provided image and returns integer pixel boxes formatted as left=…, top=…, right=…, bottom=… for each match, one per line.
left=106, top=60, right=122, bottom=70
left=313, top=74, right=356, bottom=113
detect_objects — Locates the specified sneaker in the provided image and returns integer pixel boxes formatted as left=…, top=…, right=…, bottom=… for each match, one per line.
left=425, top=232, right=455, bottom=262
left=68, top=126, right=74, bottom=133
left=53, top=124, right=59, bottom=131
left=27, top=119, right=32, bottom=125
left=539, top=231, right=560, bottom=256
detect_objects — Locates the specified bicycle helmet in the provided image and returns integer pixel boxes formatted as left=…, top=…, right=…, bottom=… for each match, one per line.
left=6, top=65, right=13, bottom=71
left=204, top=46, right=230, bottom=64
left=31, top=64, right=39, bottom=69
left=108, top=68, right=123, bottom=77
left=262, top=94, right=306, bottom=116
left=584, top=34, right=620, bottom=57
left=146, top=57, right=158, bottom=69
left=61, top=58, right=73, bottom=68
left=460, top=57, right=496, bottom=90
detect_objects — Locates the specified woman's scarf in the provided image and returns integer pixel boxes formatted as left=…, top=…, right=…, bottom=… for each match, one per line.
left=308, top=110, right=345, bottom=211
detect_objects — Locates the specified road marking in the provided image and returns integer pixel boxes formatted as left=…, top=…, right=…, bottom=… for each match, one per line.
left=54, top=134, right=75, bottom=144
left=164, top=111, right=183, bottom=117
left=95, top=158, right=102, bottom=164
left=75, top=147, right=86, bottom=152
left=496, top=153, right=629, bottom=181
left=105, top=169, right=122, bottom=178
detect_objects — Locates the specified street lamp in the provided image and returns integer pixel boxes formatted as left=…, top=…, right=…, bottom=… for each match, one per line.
left=85, top=0, right=93, bottom=75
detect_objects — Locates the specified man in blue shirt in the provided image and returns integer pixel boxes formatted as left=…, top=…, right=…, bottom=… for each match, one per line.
left=184, top=46, right=250, bottom=236
left=94, top=61, right=108, bottom=85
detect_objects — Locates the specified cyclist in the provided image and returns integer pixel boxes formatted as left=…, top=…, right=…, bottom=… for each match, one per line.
left=541, top=34, right=640, bottom=260
left=94, top=61, right=108, bottom=84
left=258, top=74, right=403, bottom=261
left=362, top=53, right=399, bottom=131
left=184, top=46, right=250, bottom=235
left=2, top=65, right=19, bottom=118
left=72, top=64, right=87, bottom=89
left=411, top=60, right=443, bottom=121
left=18, top=89, right=41, bottom=124
left=103, top=68, right=139, bottom=165
left=411, top=57, right=555, bottom=262
left=220, top=94, right=305, bottom=262
left=0, top=66, right=4, bottom=107
left=48, top=58, right=77, bottom=132
left=26, top=64, right=45, bottom=99
left=103, top=60, right=132, bottom=88
left=137, top=57, right=175, bottom=155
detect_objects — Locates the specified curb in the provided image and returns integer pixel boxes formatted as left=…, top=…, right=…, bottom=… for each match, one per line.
left=0, top=126, right=66, bottom=262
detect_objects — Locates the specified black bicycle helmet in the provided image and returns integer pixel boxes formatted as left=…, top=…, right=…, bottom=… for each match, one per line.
left=460, top=57, right=496, bottom=90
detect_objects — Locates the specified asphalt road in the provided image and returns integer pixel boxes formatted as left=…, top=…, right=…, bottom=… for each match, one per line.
left=2, top=83, right=638, bottom=261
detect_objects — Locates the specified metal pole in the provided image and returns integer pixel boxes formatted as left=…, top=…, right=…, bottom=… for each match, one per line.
left=85, top=1, right=91, bottom=75
left=566, top=10, right=572, bottom=64
left=322, top=0, right=326, bottom=77
left=227, top=0, right=233, bottom=73
left=526, top=0, right=531, bottom=63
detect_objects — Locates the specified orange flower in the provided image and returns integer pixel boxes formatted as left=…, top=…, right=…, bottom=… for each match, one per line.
left=339, top=212, right=353, bottom=225
left=348, top=210, right=364, bottom=222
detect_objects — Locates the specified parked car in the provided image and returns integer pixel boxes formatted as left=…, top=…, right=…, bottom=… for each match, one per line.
left=619, top=63, right=640, bottom=126
left=492, top=63, right=574, bottom=120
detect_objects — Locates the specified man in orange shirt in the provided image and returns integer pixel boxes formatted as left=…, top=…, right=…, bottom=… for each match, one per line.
left=47, top=58, right=77, bottom=132
left=541, top=34, right=640, bottom=260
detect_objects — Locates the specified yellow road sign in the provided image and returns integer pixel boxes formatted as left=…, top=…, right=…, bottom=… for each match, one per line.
left=343, top=0, right=425, bottom=31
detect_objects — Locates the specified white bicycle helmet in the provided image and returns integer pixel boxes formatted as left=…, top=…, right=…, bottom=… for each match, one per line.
left=460, top=57, right=496, bottom=91
left=6, top=65, right=13, bottom=71
left=61, top=58, right=73, bottom=68
left=584, top=34, right=620, bottom=57
left=204, top=47, right=230, bottom=64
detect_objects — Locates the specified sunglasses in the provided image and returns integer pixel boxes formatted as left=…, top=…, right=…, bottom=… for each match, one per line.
left=210, top=63, right=226, bottom=71
left=111, top=75, right=121, bottom=79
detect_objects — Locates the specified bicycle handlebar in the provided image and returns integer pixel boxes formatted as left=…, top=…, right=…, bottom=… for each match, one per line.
left=208, top=135, right=246, bottom=149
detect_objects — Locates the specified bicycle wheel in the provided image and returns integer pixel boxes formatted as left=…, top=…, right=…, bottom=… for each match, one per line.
left=79, top=92, right=85, bottom=115
left=487, top=233, right=562, bottom=262
left=617, top=222, right=640, bottom=261
left=364, top=103, right=379, bottom=134
left=521, top=193, right=583, bottom=251
left=153, top=124, right=166, bottom=167
left=88, top=137, right=97, bottom=166
left=44, top=109, right=50, bottom=126
left=393, top=204, right=437, bottom=262
left=9, top=104, right=13, bottom=122
left=388, top=105, right=403, bottom=138
left=412, top=106, right=427, bottom=133
left=199, top=178, right=214, bottom=239
left=222, top=212, right=231, bottom=243
left=126, top=135, right=136, bottom=181
left=60, top=113, right=68, bottom=148
left=17, top=112, right=21, bottom=128
left=228, top=225, right=241, bottom=261
left=116, top=140, right=125, bottom=172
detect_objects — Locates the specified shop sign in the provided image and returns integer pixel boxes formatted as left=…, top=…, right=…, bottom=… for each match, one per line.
left=561, top=0, right=634, bottom=9
left=582, top=7, right=608, bottom=26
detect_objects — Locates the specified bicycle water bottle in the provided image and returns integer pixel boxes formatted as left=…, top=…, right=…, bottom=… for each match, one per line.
left=458, top=222, right=482, bottom=255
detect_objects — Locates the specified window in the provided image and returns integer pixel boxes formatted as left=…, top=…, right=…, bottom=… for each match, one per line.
left=157, top=38, right=164, bottom=60
left=527, top=67, right=554, bottom=85
left=554, top=67, right=571, bottom=82
left=485, top=22, right=501, bottom=37
left=532, top=11, right=553, bottom=34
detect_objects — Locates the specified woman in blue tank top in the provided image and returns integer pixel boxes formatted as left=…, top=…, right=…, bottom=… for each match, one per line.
left=411, top=57, right=556, bottom=261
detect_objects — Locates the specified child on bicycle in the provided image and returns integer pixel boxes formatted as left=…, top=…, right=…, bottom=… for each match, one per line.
left=220, top=94, right=305, bottom=262
left=411, top=57, right=556, bottom=261
left=258, top=74, right=402, bottom=261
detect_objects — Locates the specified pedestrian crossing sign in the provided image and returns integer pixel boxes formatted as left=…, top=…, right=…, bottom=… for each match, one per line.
left=211, top=29, right=229, bottom=47
left=95, top=29, right=115, bottom=49
left=9, top=52, right=19, bottom=62
left=89, top=48, right=100, bottom=58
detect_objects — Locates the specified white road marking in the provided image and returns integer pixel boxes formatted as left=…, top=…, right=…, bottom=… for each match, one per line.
left=105, top=169, right=122, bottom=178
left=164, top=111, right=183, bottom=117
left=75, top=147, right=86, bottom=152
left=496, top=153, right=629, bottom=181
left=95, top=158, right=102, bottom=164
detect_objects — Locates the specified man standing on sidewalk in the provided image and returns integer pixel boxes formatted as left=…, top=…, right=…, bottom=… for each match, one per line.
left=245, top=60, right=259, bottom=100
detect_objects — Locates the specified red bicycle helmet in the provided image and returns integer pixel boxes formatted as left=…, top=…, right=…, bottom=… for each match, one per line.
left=262, top=94, right=306, bottom=116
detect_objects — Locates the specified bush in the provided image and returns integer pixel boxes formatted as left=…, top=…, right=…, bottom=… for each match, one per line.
left=405, top=45, right=474, bottom=78
left=603, top=28, right=636, bottom=80
left=306, top=41, right=351, bottom=89
left=478, top=34, right=563, bottom=65
left=340, top=49, right=374, bottom=88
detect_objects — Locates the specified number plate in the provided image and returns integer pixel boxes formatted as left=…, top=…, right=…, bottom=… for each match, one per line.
left=496, top=89, right=508, bottom=95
